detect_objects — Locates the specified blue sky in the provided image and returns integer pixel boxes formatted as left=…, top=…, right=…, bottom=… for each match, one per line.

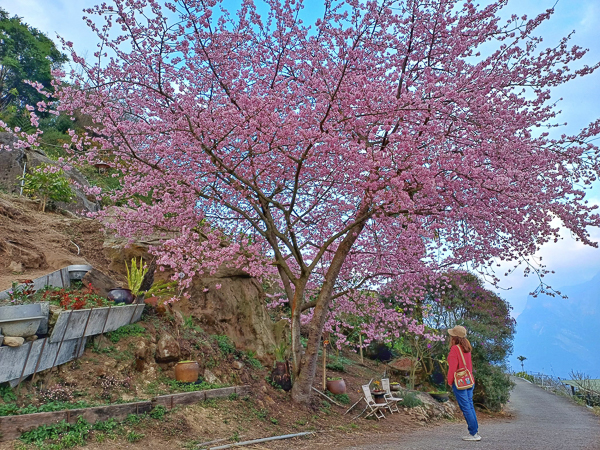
left=5, top=0, right=600, bottom=316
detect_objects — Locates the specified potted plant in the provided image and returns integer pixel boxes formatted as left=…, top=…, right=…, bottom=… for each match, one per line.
left=326, top=377, right=346, bottom=395
left=371, top=380, right=386, bottom=404
left=390, top=381, right=402, bottom=392
left=270, top=342, right=292, bottom=391
left=429, top=386, right=449, bottom=402
left=67, top=265, right=93, bottom=281
left=174, top=360, right=200, bottom=383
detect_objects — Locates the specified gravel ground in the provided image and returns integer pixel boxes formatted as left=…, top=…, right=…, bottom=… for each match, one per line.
left=262, top=377, right=600, bottom=450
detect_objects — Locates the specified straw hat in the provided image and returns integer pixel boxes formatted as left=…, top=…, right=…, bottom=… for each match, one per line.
left=447, top=325, right=467, bottom=338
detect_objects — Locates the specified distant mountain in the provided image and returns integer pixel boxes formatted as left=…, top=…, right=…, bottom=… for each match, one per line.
left=511, top=273, right=600, bottom=378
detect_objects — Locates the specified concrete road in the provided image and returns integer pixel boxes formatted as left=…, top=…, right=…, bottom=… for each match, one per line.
left=341, top=377, right=600, bottom=450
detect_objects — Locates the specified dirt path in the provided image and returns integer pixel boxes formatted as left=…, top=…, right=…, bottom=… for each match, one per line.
left=263, top=377, right=600, bottom=450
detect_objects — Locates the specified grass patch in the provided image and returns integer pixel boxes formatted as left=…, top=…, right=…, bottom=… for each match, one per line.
left=17, top=406, right=168, bottom=449
left=331, top=393, right=350, bottom=405
left=212, top=334, right=236, bottom=355
left=106, top=323, right=146, bottom=343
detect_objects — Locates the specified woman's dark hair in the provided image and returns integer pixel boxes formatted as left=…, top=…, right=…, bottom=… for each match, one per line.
left=451, top=335, right=472, bottom=353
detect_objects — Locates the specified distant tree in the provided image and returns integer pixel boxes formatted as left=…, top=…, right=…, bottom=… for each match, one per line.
left=0, top=8, right=67, bottom=114
left=424, top=272, right=517, bottom=410
left=517, top=355, right=527, bottom=372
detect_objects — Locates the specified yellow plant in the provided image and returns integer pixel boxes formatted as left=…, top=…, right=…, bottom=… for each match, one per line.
left=126, top=257, right=148, bottom=296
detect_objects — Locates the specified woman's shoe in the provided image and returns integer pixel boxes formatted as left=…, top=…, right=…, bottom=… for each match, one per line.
left=462, top=434, right=482, bottom=441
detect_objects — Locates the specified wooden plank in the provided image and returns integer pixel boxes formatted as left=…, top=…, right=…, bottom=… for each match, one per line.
left=0, top=410, right=67, bottom=441
left=235, top=385, right=251, bottom=396
left=0, top=402, right=153, bottom=442
left=205, top=387, right=236, bottom=399
left=0, top=386, right=249, bottom=442
left=73, top=402, right=153, bottom=424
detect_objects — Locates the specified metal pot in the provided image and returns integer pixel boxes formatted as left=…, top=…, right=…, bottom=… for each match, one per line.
left=0, top=304, right=44, bottom=337
left=107, top=288, right=134, bottom=305
left=67, top=265, right=93, bottom=280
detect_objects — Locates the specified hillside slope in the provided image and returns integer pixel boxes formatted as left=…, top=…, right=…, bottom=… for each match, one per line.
left=0, top=193, right=117, bottom=292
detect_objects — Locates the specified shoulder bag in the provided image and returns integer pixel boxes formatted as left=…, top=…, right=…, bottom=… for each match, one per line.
left=454, top=345, right=475, bottom=390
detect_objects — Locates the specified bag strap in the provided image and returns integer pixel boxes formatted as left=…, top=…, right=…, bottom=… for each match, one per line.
left=456, top=345, right=468, bottom=369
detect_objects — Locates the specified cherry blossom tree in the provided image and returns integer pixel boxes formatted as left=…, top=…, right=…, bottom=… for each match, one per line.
left=6, top=0, right=600, bottom=403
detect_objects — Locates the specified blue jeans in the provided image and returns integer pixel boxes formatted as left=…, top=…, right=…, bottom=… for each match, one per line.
left=452, top=384, right=478, bottom=436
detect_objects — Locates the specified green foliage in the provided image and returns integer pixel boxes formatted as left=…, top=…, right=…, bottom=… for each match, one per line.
left=20, top=164, right=74, bottom=212
left=106, top=323, right=146, bottom=343
left=20, top=417, right=90, bottom=449
left=163, top=379, right=225, bottom=393
left=245, top=351, right=262, bottom=369
left=149, top=405, right=167, bottom=420
left=212, top=334, right=236, bottom=355
left=0, top=8, right=67, bottom=114
left=0, top=400, right=95, bottom=417
left=398, top=392, right=423, bottom=408
left=331, top=393, right=350, bottom=404
left=273, top=341, right=288, bottom=362
left=126, top=431, right=145, bottom=442
left=473, top=364, right=515, bottom=412
left=326, top=358, right=345, bottom=372
left=0, top=385, right=16, bottom=403
left=125, top=257, right=147, bottom=296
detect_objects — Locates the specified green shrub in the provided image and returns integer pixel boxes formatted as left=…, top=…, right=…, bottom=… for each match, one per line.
left=398, top=392, right=422, bottom=408
left=20, top=163, right=74, bottom=212
left=474, top=364, right=514, bottom=412
left=331, top=393, right=350, bottom=404
left=212, top=335, right=236, bottom=355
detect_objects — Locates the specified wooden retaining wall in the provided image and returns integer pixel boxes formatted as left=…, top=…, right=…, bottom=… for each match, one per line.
left=0, top=385, right=250, bottom=441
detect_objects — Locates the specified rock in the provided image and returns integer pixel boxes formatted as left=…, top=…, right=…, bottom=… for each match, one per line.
left=155, top=333, right=180, bottom=362
left=48, top=305, right=63, bottom=327
left=135, top=339, right=157, bottom=372
left=187, top=276, right=277, bottom=357
left=82, top=268, right=119, bottom=297
left=4, top=337, right=25, bottom=347
left=25, top=335, right=38, bottom=342
left=204, top=368, right=221, bottom=384
left=8, top=261, right=23, bottom=273
left=232, top=360, right=244, bottom=370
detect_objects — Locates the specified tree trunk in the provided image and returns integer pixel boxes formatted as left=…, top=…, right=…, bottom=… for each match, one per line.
left=290, top=201, right=371, bottom=403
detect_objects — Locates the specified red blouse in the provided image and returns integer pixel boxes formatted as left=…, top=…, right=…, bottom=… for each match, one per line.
left=447, top=345, right=473, bottom=386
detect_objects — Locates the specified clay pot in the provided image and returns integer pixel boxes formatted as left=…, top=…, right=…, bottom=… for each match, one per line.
left=107, top=288, right=134, bottom=305
left=326, top=379, right=346, bottom=395
left=174, top=361, right=200, bottom=383
left=270, top=361, right=292, bottom=391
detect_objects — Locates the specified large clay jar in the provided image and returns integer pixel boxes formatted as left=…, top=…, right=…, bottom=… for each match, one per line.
left=326, top=378, right=346, bottom=395
left=174, top=361, right=200, bottom=383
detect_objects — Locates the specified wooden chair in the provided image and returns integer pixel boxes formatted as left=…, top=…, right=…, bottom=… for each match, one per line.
left=355, top=384, right=388, bottom=420
left=381, top=378, right=402, bottom=413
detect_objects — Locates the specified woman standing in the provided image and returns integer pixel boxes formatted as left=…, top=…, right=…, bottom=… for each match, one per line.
left=447, top=325, right=481, bottom=441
